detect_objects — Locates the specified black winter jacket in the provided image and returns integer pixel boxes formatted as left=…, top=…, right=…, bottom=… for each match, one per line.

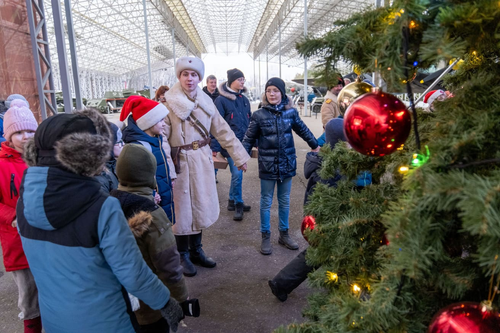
left=242, top=95, right=318, bottom=180
left=303, top=152, right=342, bottom=205
left=211, top=83, right=251, bottom=157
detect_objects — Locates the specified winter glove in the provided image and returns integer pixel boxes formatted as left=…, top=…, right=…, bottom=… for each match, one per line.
left=160, top=298, right=184, bottom=332
left=181, top=298, right=200, bottom=317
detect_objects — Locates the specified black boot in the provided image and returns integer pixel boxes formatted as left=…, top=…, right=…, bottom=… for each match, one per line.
left=278, top=230, right=299, bottom=250
left=175, top=235, right=197, bottom=277
left=189, top=233, right=216, bottom=268
left=228, top=200, right=251, bottom=212
left=233, top=203, right=244, bottom=221
left=260, top=232, right=272, bottom=255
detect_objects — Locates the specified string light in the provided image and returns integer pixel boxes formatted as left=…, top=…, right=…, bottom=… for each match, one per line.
left=409, top=20, right=417, bottom=28
left=326, top=271, right=338, bottom=282
left=411, top=145, right=430, bottom=167
left=353, top=284, right=361, bottom=293
left=399, top=166, right=409, bottom=173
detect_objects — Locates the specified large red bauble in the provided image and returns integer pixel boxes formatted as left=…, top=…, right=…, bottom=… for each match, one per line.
left=301, top=215, right=316, bottom=242
left=344, top=92, right=412, bottom=156
left=428, top=302, right=500, bottom=333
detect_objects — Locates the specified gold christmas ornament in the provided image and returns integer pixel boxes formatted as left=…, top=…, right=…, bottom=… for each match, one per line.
left=338, top=80, right=373, bottom=115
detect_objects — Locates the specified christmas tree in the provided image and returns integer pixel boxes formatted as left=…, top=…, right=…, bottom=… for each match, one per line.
left=276, top=0, right=500, bottom=332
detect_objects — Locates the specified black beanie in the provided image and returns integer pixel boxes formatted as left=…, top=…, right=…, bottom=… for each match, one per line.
left=227, top=68, right=244, bottom=87
left=116, top=144, right=157, bottom=188
left=265, top=77, right=286, bottom=98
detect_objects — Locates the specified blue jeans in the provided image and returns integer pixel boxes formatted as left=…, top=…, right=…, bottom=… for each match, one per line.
left=260, top=177, right=292, bottom=233
left=227, top=156, right=243, bottom=204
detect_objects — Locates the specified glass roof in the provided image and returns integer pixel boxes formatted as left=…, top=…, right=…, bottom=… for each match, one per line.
left=42, top=0, right=372, bottom=97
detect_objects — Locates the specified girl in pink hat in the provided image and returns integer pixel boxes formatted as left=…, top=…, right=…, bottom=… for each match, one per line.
left=0, top=99, right=41, bottom=333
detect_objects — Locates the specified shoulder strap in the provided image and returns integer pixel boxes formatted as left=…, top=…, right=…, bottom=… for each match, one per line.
left=186, top=114, right=210, bottom=140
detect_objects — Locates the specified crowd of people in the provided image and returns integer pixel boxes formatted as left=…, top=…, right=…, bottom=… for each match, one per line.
left=0, top=54, right=451, bottom=332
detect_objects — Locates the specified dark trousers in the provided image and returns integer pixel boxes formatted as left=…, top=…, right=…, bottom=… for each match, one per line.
left=140, top=318, right=170, bottom=333
left=272, top=249, right=316, bottom=294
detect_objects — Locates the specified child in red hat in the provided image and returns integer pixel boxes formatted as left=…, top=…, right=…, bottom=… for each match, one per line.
left=120, top=96, right=176, bottom=224
left=423, top=89, right=448, bottom=112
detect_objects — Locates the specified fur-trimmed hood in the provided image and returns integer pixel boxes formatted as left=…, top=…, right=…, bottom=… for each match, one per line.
left=128, top=210, right=153, bottom=238
left=218, top=82, right=248, bottom=101
left=260, top=93, right=295, bottom=110
left=23, top=108, right=112, bottom=177
left=164, top=82, right=216, bottom=120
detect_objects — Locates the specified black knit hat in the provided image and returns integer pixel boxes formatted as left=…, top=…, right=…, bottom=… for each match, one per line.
left=227, top=68, right=244, bottom=86
left=265, top=77, right=286, bottom=98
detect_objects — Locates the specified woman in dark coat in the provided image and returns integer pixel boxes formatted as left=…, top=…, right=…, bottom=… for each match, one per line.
left=242, top=77, right=319, bottom=255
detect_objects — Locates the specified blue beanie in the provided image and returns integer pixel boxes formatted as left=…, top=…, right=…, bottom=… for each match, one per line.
left=325, top=118, right=346, bottom=147
left=6, top=94, right=29, bottom=109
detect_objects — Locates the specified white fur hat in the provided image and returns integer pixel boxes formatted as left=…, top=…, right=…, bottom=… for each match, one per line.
left=175, top=57, right=205, bottom=80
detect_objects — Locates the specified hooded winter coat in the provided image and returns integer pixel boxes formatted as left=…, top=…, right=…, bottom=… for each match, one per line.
left=17, top=110, right=171, bottom=333
left=162, top=82, right=250, bottom=235
left=0, top=141, right=29, bottom=271
left=211, top=82, right=251, bottom=157
left=111, top=187, right=188, bottom=325
left=242, top=95, right=318, bottom=181
left=320, top=90, right=340, bottom=127
left=122, top=116, right=175, bottom=223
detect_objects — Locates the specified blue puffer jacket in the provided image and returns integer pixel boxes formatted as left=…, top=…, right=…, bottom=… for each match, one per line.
left=17, top=166, right=170, bottom=333
left=122, top=115, right=175, bottom=223
left=242, top=95, right=318, bottom=180
left=211, top=83, right=251, bottom=157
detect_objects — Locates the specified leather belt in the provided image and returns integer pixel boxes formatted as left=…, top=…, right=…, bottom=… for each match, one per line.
left=176, top=137, right=211, bottom=151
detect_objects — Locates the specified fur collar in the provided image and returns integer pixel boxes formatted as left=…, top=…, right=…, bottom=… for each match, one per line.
left=218, top=82, right=248, bottom=101
left=260, top=93, right=295, bottom=110
left=128, top=211, right=153, bottom=238
left=164, top=82, right=215, bottom=120
left=324, top=90, right=338, bottom=102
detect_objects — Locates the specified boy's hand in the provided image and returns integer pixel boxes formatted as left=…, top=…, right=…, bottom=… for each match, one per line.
left=237, top=163, right=247, bottom=172
left=311, top=146, right=320, bottom=152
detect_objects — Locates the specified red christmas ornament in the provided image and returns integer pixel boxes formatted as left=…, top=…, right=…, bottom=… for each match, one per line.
left=428, top=302, right=500, bottom=333
left=344, top=92, right=412, bottom=156
left=301, top=215, right=316, bottom=242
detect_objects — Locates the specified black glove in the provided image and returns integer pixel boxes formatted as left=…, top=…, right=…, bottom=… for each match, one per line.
left=181, top=298, right=200, bottom=317
left=160, top=298, right=184, bottom=332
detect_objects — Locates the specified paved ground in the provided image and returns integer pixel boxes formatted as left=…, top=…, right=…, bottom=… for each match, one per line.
left=0, top=105, right=324, bottom=333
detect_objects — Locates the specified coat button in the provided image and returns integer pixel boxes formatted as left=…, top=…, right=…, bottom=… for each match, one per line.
left=184, top=190, right=188, bottom=193
left=160, top=228, right=165, bottom=232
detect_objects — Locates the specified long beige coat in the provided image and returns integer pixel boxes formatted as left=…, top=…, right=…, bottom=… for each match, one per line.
left=163, top=82, right=250, bottom=235
left=320, top=90, right=340, bottom=127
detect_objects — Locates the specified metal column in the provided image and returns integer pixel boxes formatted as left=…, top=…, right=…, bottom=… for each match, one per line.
left=51, top=0, right=72, bottom=113
left=303, top=0, right=309, bottom=116
left=253, top=58, right=256, bottom=98
left=278, top=25, right=282, bottom=78
left=172, top=28, right=176, bottom=66
left=25, top=0, right=57, bottom=119
left=266, top=44, right=269, bottom=82
left=64, top=0, right=83, bottom=110
left=258, top=55, right=261, bottom=98
left=142, top=0, right=154, bottom=99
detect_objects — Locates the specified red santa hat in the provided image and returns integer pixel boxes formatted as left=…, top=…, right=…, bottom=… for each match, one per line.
left=423, top=90, right=446, bottom=105
left=120, top=95, right=169, bottom=131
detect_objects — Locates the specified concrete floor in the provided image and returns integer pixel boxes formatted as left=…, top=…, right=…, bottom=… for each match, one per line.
left=0, top=107, right=324, bottom=333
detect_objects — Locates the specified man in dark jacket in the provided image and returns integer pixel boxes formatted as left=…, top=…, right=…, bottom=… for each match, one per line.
left=202, top=75, right=219, bottom=102
left=212, top=68, right=252, bottom=221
